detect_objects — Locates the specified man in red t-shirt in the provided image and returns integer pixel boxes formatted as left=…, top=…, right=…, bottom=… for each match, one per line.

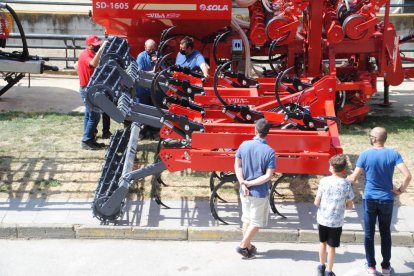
left=77, top=35, right=108, bottom=150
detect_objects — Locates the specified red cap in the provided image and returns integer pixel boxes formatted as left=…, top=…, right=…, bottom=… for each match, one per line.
left=85, top=35, right=103, bottom=46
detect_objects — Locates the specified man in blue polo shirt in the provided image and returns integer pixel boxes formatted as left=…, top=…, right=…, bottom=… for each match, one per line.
left=234, top=118, right=276, bottom=259
left=348, top=127, right=412, bottom=276
left=175, top=36, right=209, bottom=78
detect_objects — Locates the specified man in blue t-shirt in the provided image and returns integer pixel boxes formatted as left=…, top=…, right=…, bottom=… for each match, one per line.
left=348, top=127, right=411, bottom=276
left=136, top=39, right=160, bottom=139
left=234, top=118, right=276, bottom=259
left=136, top=39, right=158, bottom=104
left=175, top=36, right=209, bottom=78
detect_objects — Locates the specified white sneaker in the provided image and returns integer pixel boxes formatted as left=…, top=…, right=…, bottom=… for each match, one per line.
left=381, top=266, right=392, bottom=276
left=366, top=266, right=376, bottom=275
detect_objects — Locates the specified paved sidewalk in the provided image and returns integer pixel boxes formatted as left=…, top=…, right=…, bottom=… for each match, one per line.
left=1, top=77, right=414, bottom=242
left=0, top=198, right=413, bottom=244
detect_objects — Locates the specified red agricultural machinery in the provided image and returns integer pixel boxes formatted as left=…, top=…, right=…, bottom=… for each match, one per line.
left=88, top=0, right=413, bottom=223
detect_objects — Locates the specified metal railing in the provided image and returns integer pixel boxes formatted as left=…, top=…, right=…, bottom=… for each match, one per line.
left=2, top=0, right=93, bottom=69
left=6, top=33, right=106, bottom=69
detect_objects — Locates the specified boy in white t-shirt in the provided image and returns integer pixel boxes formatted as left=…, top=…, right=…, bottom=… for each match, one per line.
left=314, top=154, right=354, bottom=276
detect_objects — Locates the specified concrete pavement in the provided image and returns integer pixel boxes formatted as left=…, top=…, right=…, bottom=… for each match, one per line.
left=0, top=198, right=413, bottom=245
left=1, top=239, right=413, bottom=276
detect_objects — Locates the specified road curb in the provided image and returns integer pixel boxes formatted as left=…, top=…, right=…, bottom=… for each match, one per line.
left=0, top=223, right=413, bottom=246
left=75, top=225, right=188, bottom=240
left=0, top=224, right=17, bottom=239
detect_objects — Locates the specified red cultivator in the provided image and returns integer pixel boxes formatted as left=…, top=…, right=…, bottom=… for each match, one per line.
left=88, top=0, right=413, bottom=223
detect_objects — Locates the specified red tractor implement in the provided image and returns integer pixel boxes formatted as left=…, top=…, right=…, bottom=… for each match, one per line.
left=88, top=0, right=413, bottom=223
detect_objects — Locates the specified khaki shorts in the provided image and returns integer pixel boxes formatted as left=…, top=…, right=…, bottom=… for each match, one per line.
left=240, top=195, right=269, bottom=227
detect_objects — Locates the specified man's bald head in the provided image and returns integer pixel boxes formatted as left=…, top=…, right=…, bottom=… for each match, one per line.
left=371, top=127, right=387, bottom=143
left=144, top=39, right=156, bottom=51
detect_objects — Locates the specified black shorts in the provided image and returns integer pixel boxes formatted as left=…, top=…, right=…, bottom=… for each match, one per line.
left=318, top=224, right=342, bottom=248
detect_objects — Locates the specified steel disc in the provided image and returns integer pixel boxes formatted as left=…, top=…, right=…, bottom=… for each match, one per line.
left=342, top=14, right=369, bottom=40
left=266, top=16, right=291, bottom=43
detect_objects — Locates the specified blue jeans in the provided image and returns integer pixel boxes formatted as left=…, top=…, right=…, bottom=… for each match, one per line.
left=80, top=87, right=100, bottom=143
left=136, top=86, right=163, bottom=107
left=363, top=199, right=394, bottom=269
left=136, top=87, right=152, bottom=105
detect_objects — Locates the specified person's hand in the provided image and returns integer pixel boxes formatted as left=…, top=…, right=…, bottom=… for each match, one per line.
left=392, top=186, right=404, bottom=196
left=97, top=41, right=108, bottom=53
left=151, top=54, right=158, bottom=62
left=240, top=182, right=249, bottom=197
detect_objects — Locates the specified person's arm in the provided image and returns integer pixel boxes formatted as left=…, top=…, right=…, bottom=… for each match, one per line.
left=347, top=167, right=364, bottom=183
left=314, top=179, right=324, bottom=207
left=89, top=41, right=107, bottom=68
left=200, top=63, right=209, bottom=78
left=234, top=157, right=249, bottom=196
left=137, top=53, right=144, bottom=70
left=314, top=196, right=321, bottom=207
left=346, top=200, right=354, bottom=209
left=195, top=53, right=209, bottom=78
left=393, top=163, right=412, bottom=195
left=244, top=167, right=274, bottom=187
left=234, top=157, right=244, bottom=184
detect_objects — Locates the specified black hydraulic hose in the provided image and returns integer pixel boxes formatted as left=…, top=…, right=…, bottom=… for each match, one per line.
left=3, top=3, right=29, bottom=60
left=250, top=55, right=286, bottom=63
left=154, top=52, right=172, bottom=72
left=399, top=33, right=413, bottom=43
left=213, top=60, right=233, bottom=107
left=151, top=69, right=168, bottom=116
left=157, top=37, right=174, bottom=59
left=213, top=29, right=231, bottom=66
left=274, top=67, right=294, bottom=114
left=159, top=26, right=176, bottom=46
left=268, top=38, right=285, bottom=74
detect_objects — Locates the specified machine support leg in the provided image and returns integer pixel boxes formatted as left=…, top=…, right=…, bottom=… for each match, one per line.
left=209, top=173, right=237, bottom=224
left=269, top=174, right=289, bottom=219
left=0, top=73, right=25, bottom=97
left=380, top=80, right=391, bottom=107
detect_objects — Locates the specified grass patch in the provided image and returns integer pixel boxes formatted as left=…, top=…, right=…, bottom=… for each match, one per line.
left=0, top=112, right=412, bottom=204
left=35, top=178, right=61, bottom=189
left=0, top=183, right=10, bottom=193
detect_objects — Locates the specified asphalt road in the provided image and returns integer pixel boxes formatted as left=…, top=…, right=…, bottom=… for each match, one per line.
left=0, top=239, right=413, bottom=276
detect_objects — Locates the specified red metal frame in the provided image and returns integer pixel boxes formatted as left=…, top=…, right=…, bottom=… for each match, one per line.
left=91, top=0, right=412, bottom=176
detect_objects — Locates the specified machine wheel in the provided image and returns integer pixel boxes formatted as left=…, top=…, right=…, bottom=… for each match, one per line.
left=342, top=14, right=369, bottom=40
left=92, top=196, right=123, bottom=222
left=266, top=16, right=290, bottom=44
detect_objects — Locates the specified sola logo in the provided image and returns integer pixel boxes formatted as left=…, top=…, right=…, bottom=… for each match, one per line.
left=199, top=4, right=229, bottom=11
